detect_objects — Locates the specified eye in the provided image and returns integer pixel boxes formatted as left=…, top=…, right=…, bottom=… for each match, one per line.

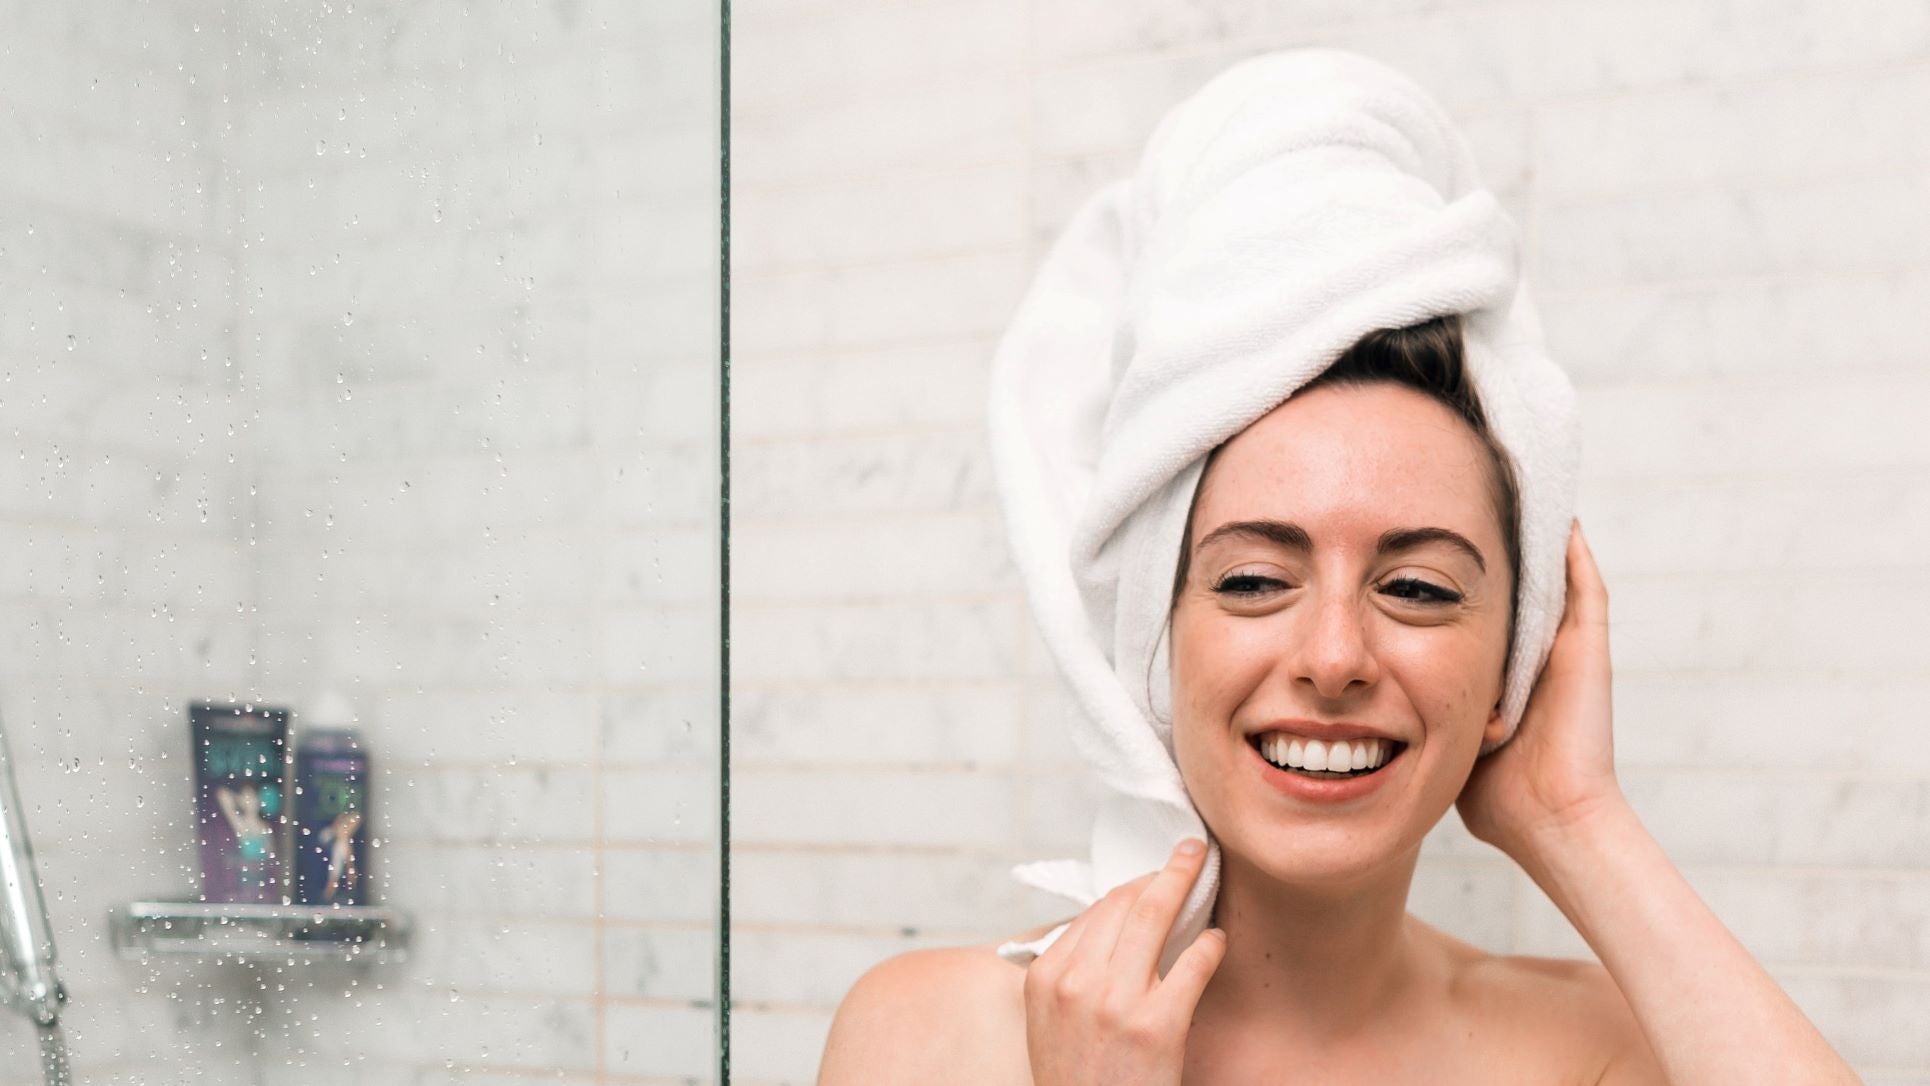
left=1212, top=572, right=1288, bottom=597
left=1381, top=577, right=1462, bottom=604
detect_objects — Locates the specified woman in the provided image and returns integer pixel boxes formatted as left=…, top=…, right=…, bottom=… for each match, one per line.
left=820, top=48, right=1858, bottom=1084
left=818, top=317, right=1858, bottom=1084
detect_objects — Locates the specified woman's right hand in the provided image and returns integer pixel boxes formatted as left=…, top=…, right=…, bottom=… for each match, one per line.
left=1022, top=838, right=1228, bottom=1086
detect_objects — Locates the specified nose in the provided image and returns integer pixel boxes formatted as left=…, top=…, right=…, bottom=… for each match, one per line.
left=1289, top=588, right=1380, bottom=700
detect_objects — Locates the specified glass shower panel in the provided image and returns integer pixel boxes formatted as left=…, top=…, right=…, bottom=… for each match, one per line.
left=0, top=2, right=723, bottom=1083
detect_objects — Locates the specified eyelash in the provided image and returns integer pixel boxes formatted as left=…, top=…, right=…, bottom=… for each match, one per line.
left=1212, top=573, right=1462, bottom=605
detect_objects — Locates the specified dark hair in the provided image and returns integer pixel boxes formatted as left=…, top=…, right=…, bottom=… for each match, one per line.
left=1167, top=313, right=1523, bottom=667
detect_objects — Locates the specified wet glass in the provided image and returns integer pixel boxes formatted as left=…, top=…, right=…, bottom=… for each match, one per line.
left=0, top=2, right=725, bottom=1082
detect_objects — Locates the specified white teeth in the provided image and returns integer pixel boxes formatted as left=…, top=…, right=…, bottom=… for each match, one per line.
left=1258, top=734, right=1397, bottom=773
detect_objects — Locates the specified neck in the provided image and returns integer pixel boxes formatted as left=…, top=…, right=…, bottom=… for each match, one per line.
left=1196, top=843, right=1430, bottom=1038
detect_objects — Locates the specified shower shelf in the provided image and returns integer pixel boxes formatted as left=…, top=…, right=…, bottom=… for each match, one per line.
left=107, top=900, right=412, bottom=965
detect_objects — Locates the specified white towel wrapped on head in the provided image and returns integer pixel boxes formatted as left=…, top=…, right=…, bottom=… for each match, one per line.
left=986, top=47, right=1581, bottom=973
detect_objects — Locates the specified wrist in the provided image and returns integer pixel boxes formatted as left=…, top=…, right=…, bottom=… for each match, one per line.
left=1512, top=787, right=1639, bottom=882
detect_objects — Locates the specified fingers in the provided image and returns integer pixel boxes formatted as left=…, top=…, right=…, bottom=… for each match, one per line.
left=1108, top=838, right=1210, bottom=986
left=1020, top=841, right=1224, bottom=1082
left=1030, top=870, right=1150, bottom=984
left=1057, top=871, right=1155, bottom=980
left=1563, top=519, right=1610, bottom=629
left=1031, top=837, right=1209, bottom=989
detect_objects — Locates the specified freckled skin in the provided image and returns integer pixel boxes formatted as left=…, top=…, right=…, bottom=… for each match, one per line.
left=1170, top=382, right=1514, bottom=889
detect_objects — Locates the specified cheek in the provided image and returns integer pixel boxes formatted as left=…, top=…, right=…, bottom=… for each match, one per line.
left=1169, top=612, right=1267, bottom=793
left=1171, top=610, right=1274, bottom=718
left=1374, top=627, right=1502, bottom=734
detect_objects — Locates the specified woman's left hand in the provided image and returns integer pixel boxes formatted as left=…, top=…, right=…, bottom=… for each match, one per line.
left=1456, top=519, right=1626, bottom=862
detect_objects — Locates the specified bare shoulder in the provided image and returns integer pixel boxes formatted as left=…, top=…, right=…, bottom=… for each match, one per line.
left=1441, top=937, right=1663, bottom=1083
left=818, top=928, right=1046, bottom=1086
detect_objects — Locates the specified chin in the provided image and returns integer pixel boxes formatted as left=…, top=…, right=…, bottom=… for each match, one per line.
left=1222, top=814, right=1415, bottom=887
left=1189, top=748, right=1444, bottom=888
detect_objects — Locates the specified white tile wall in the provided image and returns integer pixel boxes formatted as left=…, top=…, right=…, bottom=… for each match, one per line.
left=729, top=1, right=1930, bottom=1082
left=0, top=2, right=722, bottom=1084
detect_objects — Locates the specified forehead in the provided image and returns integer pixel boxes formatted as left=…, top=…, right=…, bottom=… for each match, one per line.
left=1194, top=382, right=1498, bottom=543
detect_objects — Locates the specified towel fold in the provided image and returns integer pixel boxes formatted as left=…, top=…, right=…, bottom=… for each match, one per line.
left=985, top=47, right=1581, bottom=973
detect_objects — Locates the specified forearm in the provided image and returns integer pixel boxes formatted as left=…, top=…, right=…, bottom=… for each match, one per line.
left=1517, top=795, right=1859, bottom=1085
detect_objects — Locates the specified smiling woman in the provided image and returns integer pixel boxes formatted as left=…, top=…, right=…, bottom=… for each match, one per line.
left=817, top=317, right=1856, bottom=1086
left=814, top=44, right=1865, bottom=1086
left=1156, top=326, right=1612, bottom=1077
left=819, top=317, right=1662, bottom=1085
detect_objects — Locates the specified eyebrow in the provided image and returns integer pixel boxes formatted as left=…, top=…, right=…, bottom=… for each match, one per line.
left=1194, top=520, right=1487, bottom=574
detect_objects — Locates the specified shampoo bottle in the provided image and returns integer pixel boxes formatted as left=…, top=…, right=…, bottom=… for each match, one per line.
left=292, top=693, right=370, bottom=908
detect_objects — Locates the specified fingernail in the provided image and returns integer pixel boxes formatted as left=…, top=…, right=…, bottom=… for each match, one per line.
left=1176, top=837, right=1204, bottom=856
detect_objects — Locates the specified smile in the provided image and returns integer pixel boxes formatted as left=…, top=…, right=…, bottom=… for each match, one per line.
left=1244, top=732, right=1408, bottom=802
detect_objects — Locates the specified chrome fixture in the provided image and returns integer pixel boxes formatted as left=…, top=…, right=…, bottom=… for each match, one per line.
left=0, top=715, right=69, bottom=1085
